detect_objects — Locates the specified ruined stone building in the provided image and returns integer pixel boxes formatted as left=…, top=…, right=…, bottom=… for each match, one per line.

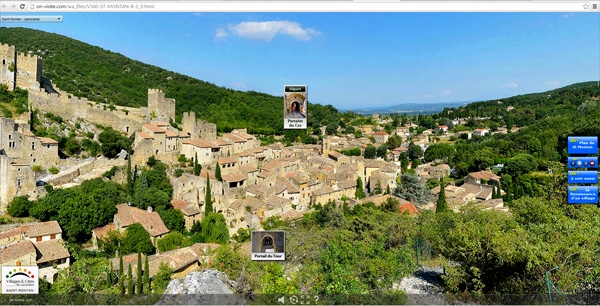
left=0, top=117, right=59, bottom=211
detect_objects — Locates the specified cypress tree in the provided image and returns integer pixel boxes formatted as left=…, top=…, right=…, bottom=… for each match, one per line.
left=144, top=254, right=150, bottom=294
left=215, top=162, right=222, bottom=181
left=193, top=153, right=200, bottom=176
left=136, top=253, right=142, bottom=294
left=107, top=261, right=113, bottom=288
left=355, top=177, right=366, bottom=199
left=205, top=174, right=213, bottom=216
left=436, top=177, right=449, bottom=213
left=127, top=156, right=133, bottom=191
left=127, top=263, right=133, bottom=295
left=119, top=255, right=125, bottom=294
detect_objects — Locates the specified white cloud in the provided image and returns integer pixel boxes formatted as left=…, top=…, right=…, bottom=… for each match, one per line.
left=221, top=20, right=320, bottom=42
left=502, top=82, right=519, bottom=88
left=214, top=28, right=228, bottom=41
left=547, top=80, right=560, bottom=87
left=440, top=89, right=452, bottom=96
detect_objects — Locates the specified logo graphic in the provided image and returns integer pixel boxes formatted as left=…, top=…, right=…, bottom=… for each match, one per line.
left=2, top=266, right=39, bottom=294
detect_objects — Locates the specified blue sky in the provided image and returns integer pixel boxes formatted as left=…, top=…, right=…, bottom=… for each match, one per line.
left=3, top=12, right=599, bottom=109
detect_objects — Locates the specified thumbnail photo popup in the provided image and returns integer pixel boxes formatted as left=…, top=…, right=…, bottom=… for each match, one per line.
left=251, top=231, right=285, bottom=261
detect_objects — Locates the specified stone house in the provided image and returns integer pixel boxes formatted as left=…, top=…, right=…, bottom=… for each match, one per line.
left=171, top=199, right=202, bottom=231
left=464, top=170, right=501, bottom=185
left=112, top=203, right=170, bottom=244
left=0, top=221, right=70, bottom=284
left=180, top=139, right=221, bottom=166
left=373, top=131, right=389, bottom=143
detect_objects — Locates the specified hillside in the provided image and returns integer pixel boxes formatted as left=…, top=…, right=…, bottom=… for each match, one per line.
left=0, top=27, right=338, bottom=135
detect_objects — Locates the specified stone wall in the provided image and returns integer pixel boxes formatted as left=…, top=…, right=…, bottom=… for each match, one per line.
left=0, top=43, right=16, bottom=90
left=29, top=87, right=147, bottom=134
left=148, top=89, right=175, bottom=123
left=182, top=112, right=217, bottom=140
left=16, top=52, right=41, bottom=91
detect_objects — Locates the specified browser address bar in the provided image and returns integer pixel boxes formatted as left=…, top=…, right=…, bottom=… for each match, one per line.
left=22, top=1, right=598, bottom=12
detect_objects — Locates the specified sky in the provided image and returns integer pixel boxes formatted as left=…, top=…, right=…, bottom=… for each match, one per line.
left=2, top=12, right=599, bottom=109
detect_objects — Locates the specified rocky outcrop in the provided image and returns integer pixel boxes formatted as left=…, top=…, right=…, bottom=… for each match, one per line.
left=156, top=270, right=247, bottom=305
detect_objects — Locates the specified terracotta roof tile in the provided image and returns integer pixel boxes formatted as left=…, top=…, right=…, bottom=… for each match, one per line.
left=143, top=124, right=166, bottom=133
left=23, top=221, right=62, bottom=238
left=92, top=222, right=115, bottom=241
left=222, top=173, right=246, bottom=182
left=137, top=131, right=154, bottom=139
left=182, top=139, right=219, bottom=149
left=0, top=240, right=36, bottom=264
left=115, top=204, right=170, bottom=237
left=34, top=239, right=70, bottom=263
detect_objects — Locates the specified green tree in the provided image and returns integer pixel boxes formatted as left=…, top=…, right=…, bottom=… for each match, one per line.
left=121, top=223, right=155, bottom=255
left=126, top=156, right=133, bottom=191
left=119, top=255, right=125, bottom=294
left=364, top=144, right=376, bottom=159
left=144, top=255, right=150, bottom=294
left=355, top=177, right=366, bottom=199
left=201, top=212, right=230, bottom=244
left=436, top=177, right=449, bottom=213
left=193, top=153, right=201, bottom=176
left=136, top=253, right=142, bottom=294
left=504, top=153, right=538, bottom=177
left=127, top=263, right=133, bottom=295
left=132, top=170, right=148, bottom=209
left=107, top=261, right=113, bottom=288
left=205, top=176, right=213, bottom=216
left=215, top=162, right=222, bottom=181
left=371, top=181, right=383, bottom=195
left=393, top=173, right=433, bottom=207
left=151, top=262, right=173, bottom=294
left=98, top=127, right=132, bottom=158
left=408, top=143, right=423, bottom=160
left=376, top=144, right=388, bottom=159
left=157, top=231, right=193, bottom=252
left=7, top=195, right=31, bottom=217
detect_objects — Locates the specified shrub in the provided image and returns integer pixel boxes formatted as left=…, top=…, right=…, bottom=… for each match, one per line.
left=49, top=166, right=60, bottom=174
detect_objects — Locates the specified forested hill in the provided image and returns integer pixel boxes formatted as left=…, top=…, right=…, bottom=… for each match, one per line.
left=0, top=27, right=338, bottom=135
left=439, top=81, right=600, bottom=126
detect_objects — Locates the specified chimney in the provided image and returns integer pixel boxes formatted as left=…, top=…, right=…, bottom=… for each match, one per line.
left=147, top=206, right=153, bottom=213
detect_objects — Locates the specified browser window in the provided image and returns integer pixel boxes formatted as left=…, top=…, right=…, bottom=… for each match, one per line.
left=0, top=1, right=599, bottom=305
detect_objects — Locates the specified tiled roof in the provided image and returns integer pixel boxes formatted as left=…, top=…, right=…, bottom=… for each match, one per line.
left=399, top=202, right=420, bottom=215
left=171, top=199, right=201, bottom=216
left=0, top=240, right=36, bottom=264
left=373, top=131, right=388, bottom=135
left=137, top=131, right=154, bottom=139
left=222, top=173, right=246, bottom=183
left=265, top=196, right=290, bottom=210
left=182, top=139, right=219, bottom=149
left=23, top=221, right=62, bottom=238
left=468, top=171, right=501, bottom=181
left=215, top=139, right=231, bottom=146
left=92, top=222, right=116, bottom=240
left=0, top=228, right=24, bottom=242
left=35, top=239, right=70, bottom=263
left=217, top=157, right=237, bottom=164
left=152, top=121, right=170, bottom=127
left=223, top=134, right=246, bottom=143
left=115, top=204, right=170, bottom=237
left=38, top=137, right=58, bottom=144
left=241, top=164, right=258, bottom=172
left=165, top=130, right=179, bottom=137
left=23, top=130, right=35, bottom=136
left=143, top=124, right=166, bottom=133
